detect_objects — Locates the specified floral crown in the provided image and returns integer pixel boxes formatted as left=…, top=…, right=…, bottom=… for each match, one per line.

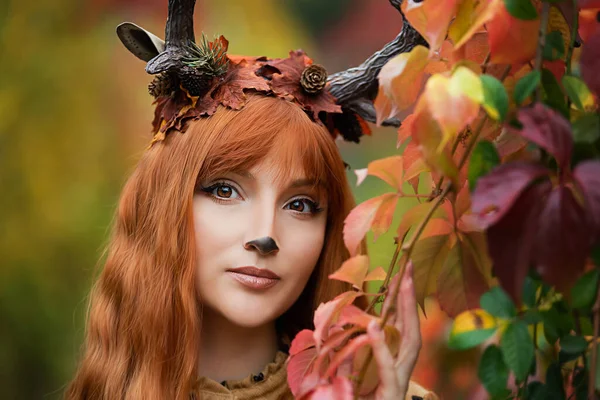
left=116, top=0, right=424, bottom=148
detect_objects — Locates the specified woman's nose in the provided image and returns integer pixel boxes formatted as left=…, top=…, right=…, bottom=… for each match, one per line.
left=244, top=237, right=279, bottom=255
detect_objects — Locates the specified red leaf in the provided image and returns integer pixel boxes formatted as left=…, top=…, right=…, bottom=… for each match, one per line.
left=287, top=347, right=319, bottom=397
left=290, top=329, right=316, bottom=356
left=343, top=193, right=398, bottom=255
left=325, top=334, right=372, bottom=377
left=486, top=181, right=553, bottom=301
left=437, top=235, right=492, bottom=317
left=487, top=2, right=540, bottom=65
left=574, top=160, right=600, bottom=234
left=313, top=292, right=361, bottom=347
left=517, top=103, right=574, bottom=172
left=580, top=31, right=600, bottom=97
left=471, top=161, right=550, bottom=227
left=579, top=7, right=600, bottom=42
left=533, top=186, right=591, bottom=292
left=328, top=255, right=369, bottom=289
left=336, top=305, right=377, bottom=329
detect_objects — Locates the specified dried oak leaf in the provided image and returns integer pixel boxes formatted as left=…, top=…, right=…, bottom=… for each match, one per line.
left=211, top=57, right=271, bottom=110
left=261, top=50, right=342, bottom=120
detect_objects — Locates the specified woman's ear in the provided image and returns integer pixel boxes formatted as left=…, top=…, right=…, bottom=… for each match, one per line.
left=116, top=22, right=166, bottom=62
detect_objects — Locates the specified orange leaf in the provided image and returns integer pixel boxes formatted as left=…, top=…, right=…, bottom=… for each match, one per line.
left=367, top=156, right=404, bottom=190
left=487, top=3, right=540, bottom=65
left=364, top=266, right=387, bottom=282
left=329, top=255, right=370, bottom=289
left=372, top=194, right=399, bottom=240
left=343, top=193, right=398, bottom=255
left=374, top=45, right=430, bottom=124
left=402, top=0, right=461, bottom=52
left=397, top=201, right=448, bottom=242
left=411, top=98, right=461, bottom=188
left=397, top=114, right=416, bottom=148
left=313, top=291, right=361, bottom=348
left=448, top=0, right=502, bottom=49
left=420, top=218, right=454, bottom=239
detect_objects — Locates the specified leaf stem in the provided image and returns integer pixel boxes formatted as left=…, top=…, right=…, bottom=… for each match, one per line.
left=565, top=0, right=579, bottom=75
left=589, top=282, right=600, bottom=399
left=534, top=2, right=551, bottom=102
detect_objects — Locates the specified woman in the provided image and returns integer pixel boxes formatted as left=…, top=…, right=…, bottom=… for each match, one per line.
left=67, top=1, right=434, bottom=399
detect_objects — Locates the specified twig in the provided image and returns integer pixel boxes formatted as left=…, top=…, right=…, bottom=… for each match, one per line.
left=533, top=2, right=551, bottom=102
left=589, top=282, right=600, bottom=399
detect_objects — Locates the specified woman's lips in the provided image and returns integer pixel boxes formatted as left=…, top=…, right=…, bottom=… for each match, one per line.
left=227, top=271, right=279, bottom=289
left=226, top=267, right=280, bottom=290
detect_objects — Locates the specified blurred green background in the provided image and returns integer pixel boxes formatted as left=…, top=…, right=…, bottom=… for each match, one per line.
left=0, top=1, right=483, bottom=398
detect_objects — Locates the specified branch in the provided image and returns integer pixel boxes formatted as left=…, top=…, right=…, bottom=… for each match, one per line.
left=589, top=281, right=600, bottom=399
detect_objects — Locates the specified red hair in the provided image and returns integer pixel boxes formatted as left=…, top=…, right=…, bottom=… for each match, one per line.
left=66, top=94, right=364, bottom=400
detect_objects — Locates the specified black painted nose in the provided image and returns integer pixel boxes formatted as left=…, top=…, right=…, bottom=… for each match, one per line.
left=244, top=237, right=279, bottom=255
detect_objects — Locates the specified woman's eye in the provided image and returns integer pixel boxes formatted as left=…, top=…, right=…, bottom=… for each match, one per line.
left=205, top=183, right=240, bottom=200
left=286, top=199, right=320, bottom=214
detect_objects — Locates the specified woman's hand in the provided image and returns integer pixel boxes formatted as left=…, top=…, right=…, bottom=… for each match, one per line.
left=366, top=261, right=423, bottom=400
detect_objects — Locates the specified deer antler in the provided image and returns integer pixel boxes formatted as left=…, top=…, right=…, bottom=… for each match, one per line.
left=328, top=0, right=426, bottom=127
left=146, top=0, right=197, bottom=75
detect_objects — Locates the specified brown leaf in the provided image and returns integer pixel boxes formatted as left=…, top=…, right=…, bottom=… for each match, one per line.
left=263, top=50, right=342, bottom=119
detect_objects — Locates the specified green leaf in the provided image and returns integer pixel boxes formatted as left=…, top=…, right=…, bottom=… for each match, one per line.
left=468, top=141, right=500, bottom=191
left=522, top=276, right=539, bottom=308
left=560, top=335, right=589, bottom=354
left=543, top=31, right=565, bottom=61
left=480, top=74, right=509, bottom=121
left=522, top=309, right=543, bottom=325
left=448, top=328, right=497, bottom=350
left=479, top=345, right=509, bottom=396
left=504, top=0, right=538, bottom=20
left=572, top=113, right=600, bottom=144
left=501, top=321, right=534, bottom=381
left=541, top=68, right=569, bottom=119
left=571, top=268, right=600, bottom=311
left=562, top=75, right=594, bottom=111
left=514, top=70, right=541, bottom=105
left=480, top=286, right=516, bottom=319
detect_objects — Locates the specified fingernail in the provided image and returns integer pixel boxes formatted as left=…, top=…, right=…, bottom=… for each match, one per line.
left=368, top=319, right=381, bottom=332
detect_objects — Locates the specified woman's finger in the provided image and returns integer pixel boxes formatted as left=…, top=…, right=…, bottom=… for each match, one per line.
left=366, top=320, right=400, bottom=397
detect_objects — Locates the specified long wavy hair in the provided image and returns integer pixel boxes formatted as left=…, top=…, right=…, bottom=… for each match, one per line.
left=66, top=94, right=365, bottom=400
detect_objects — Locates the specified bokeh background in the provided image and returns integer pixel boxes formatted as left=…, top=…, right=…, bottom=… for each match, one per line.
left=0, top=0, right=485, bottom=398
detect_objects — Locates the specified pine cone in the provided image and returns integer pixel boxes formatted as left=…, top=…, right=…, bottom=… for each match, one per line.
left=148, top=73, right=175, bottom=98
left=300, top=64, right=327, bottom=94
left=179, top=66, right=213, bottom=97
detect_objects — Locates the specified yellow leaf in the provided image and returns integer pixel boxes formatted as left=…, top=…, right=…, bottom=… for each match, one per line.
left=451, top=308, right=497, bottom=336
left=449, top=0, right=502, bottom=49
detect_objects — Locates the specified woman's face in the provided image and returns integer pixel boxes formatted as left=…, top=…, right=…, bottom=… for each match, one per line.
left=193, top=152, right=328, bottom=327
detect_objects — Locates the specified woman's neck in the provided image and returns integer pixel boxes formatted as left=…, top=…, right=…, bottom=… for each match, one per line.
left=197, top=306, right=279, bottom=383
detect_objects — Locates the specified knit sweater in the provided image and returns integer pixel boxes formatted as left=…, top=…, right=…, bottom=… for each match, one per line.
left=191, top=350, right=438, bottom=400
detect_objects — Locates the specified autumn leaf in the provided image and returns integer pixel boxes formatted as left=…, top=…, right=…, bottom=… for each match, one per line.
left=402, top=0, right=460, bottom=52
left=396, top=200, right=448, bottom=242
left=290, top=329, right=316, bottom=356
left=574, top=160, right=600, bottom=236
left=397, top=114, right=416, bottom=148
left=287, top=348, right=318, bottom=397
left=487, top=2, right=540, bottom=65
left=580, top=31, right=600, bottom=97
left=471, top=161, right=550, bottom=227
left=313, top=291, right=361, bottom=348
left=423, top=66, right=484, bottom=150
left=343, top=193, right=398, bottom=255
left=517, top=103, right=574, bottom=174
left=411, top=98, right=461, bottom=188
left=364, top=156, right=404, bottom=191
left=328, top=255, right=370, bottom=289
left=437, top=235, right=492, bottom=317
left=411, top=234, right=454, bottom=311
left=449, top=0, right=503, bottom=49
left=374, top=45, right=430, bottom=125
